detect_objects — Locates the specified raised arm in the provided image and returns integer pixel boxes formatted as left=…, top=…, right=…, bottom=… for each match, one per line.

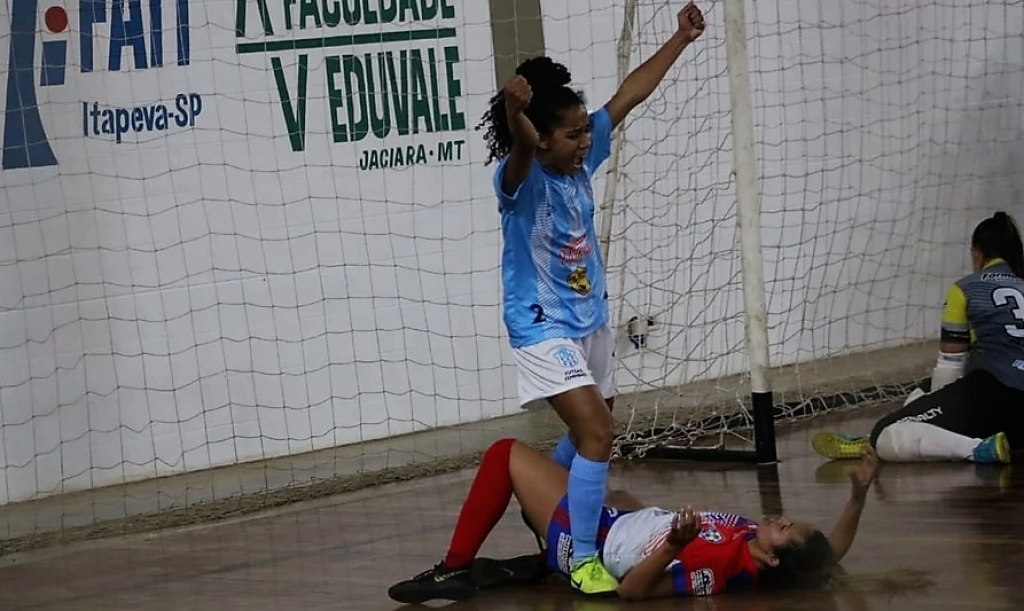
left=499, top=76, right=540, bottom=196
left=828, top=448, right=880, bottom=563
left=604, top=2, right=706, bottom=128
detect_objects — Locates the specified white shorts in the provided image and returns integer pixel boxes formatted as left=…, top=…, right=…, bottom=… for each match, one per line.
left=512, top=325, right=617, bottom=407
left=602, top=507, right=675, bottom=579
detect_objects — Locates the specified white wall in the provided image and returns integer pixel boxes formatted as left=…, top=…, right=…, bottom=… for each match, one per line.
left=0, top=0, right=513, bottom=504
left=1, top=0, right=1023, bottom=504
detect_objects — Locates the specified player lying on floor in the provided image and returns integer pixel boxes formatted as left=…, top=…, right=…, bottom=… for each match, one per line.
left=813, top=211, right=1024, bottom=464
left=387, top=438, right=879, bottom=603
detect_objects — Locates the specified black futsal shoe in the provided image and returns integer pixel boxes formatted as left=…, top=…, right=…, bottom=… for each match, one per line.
left=387, top=562, right=476, bottom=604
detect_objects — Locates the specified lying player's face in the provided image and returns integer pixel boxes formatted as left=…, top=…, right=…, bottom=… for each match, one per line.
left=757, top=516, right=813, bottom=551
left=539, top=105, right=592, bottom=174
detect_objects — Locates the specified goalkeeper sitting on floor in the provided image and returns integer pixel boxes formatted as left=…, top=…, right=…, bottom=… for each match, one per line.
left=813, top=212, right=1024, bottom=464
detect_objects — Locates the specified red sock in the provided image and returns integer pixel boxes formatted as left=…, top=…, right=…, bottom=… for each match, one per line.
left=443, top=438, right=516, bottom=569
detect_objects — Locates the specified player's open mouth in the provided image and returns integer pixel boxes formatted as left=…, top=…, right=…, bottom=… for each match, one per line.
left=572, top=155, right=584, bottom=168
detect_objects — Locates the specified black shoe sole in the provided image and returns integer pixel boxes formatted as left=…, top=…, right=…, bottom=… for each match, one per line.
left=387, top=580, right=476, bottom=604
left=572, top=588, right=620, bottom=598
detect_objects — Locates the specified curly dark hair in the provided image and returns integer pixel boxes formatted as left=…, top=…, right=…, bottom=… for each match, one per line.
left=758, top=529, right=837, bottom=590
left=476, top=56, right=587, bottom=165
left=972, top=211, right=1024, bottom=277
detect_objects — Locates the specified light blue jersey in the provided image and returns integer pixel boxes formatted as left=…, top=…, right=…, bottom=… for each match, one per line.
left=493, top=107, right=613, bottom=349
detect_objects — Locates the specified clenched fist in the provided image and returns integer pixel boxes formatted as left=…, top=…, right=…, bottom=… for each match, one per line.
left=666, top=505, right=702, bottom=549
left=504, top=75, right=533, bottom=115
left=678, top=2, right=705, bottom=43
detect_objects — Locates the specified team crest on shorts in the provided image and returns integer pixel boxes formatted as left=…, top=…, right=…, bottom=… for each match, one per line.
left=553, top=348, right=579, bottom=369
left=568, top=266, right=591, bottom=295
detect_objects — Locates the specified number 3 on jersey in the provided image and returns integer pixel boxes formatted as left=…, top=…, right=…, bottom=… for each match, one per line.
left=992, top=287, right=1024, bottom=337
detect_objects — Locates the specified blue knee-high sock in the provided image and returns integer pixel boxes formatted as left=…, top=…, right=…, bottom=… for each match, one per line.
left=551, top=434, right=577, bottom=469
left=567, top=455, right=609, bottom=564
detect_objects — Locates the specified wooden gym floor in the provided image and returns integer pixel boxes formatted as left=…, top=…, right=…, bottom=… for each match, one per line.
left=0, top=406, right=1020, bottom=610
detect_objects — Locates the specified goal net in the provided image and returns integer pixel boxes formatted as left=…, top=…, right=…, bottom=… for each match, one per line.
left=581, top=0, right=1024, bottom=457
left=1, top=0, right=1023, bottom=549
left=0, top=0, right=516, bottom=547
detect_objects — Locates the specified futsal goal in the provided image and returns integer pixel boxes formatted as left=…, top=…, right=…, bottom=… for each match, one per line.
left=595, top=0, right=1024, bottom=461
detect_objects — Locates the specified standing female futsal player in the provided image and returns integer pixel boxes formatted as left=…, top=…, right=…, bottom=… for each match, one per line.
left=813, top=212, right=1024, bottom=463
left=472, top=2, right=706, bottom=595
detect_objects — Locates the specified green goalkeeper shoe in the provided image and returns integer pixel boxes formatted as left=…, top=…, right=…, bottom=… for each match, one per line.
left=812, top=431, right=871, bottom=460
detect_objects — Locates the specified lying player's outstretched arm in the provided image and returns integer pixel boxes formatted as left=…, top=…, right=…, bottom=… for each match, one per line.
left=616, top=506, right=701, bottom=600
left=603, top=2, right=705, bottom=129
left=827, top=448, right=880, bottom=563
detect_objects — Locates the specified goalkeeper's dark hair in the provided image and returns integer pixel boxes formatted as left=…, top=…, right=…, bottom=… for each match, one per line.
left=972, top=211, right=1024, bottom=277
left=477, top=56, right=587, bottom=165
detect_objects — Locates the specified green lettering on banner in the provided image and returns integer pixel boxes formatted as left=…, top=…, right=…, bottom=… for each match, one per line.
left=398, top=0, right=420, bottom=22
left=444, top=45, right=465, bottom=130
left=384, top=50, right=410, bottom=136
left=378, top=0, right=398, bottom=22
left=341, top=0, right=361, bottom=25
left=326, top=56, right=348, bottom=143
left=419, top=0, right=437, bottom=20
left=271, top=55, right=309, bottom=151
left=343, top=55, right=370, bottom=142
left=323, top=0, right=342, bottom=27
left=283, top=0, right=294, bottom=29
left=427, top=48, right=443, bottom=131
left=408, top=49, right=431, bottom=134
left=239, top=0, right=470, bottom=166
left=365, top=53, right=390, bottom=139
left=299, top=0, right=323, bottom=28
left=236, top=0, right=275, bottom=36
left=361, top=0, right=379, bottom=24
left=236, top=0, right=460, bottom=34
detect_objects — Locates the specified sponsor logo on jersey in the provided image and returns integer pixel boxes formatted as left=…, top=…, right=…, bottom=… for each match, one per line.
left=699, top=525, right=724, bottom=544
left=560, top=235, right=593, bottom=266
left=568, top=266, right=592, bottom=296
left=690, top=568, right=715, bottom=596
